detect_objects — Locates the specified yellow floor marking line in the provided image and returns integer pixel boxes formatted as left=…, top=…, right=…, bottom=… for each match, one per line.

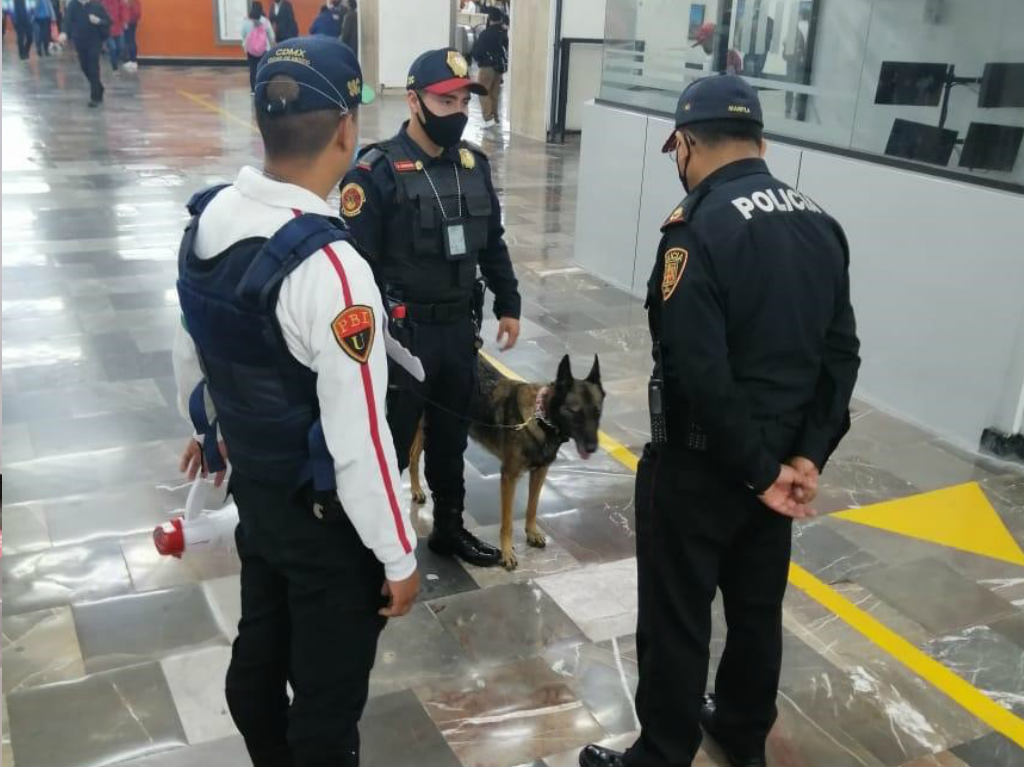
left=183, top=91, right=1024, bottom=748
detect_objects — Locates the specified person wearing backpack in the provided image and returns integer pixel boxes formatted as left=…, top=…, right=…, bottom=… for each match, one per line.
left=241, top=1, right=274, bottom=93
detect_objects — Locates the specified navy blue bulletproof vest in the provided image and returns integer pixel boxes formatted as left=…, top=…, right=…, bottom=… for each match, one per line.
left=176, top=184, right=347, bottom=491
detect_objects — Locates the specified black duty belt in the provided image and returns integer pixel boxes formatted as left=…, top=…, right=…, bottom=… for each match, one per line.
left=391, top=297, right=472, bottom=324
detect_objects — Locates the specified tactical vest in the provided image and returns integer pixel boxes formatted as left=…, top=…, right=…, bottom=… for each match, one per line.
left=176, top=185, right=348, bottom=489
left=364, top=139, right=491, bottom=304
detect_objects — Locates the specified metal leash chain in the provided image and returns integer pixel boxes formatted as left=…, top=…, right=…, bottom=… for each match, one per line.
left=420, top=162, right=463, bottom=221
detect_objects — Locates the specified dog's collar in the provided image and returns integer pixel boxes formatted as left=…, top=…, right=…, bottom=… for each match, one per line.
left=534, top=386, right=555, bottom=429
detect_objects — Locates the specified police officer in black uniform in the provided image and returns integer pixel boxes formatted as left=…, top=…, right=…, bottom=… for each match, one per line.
left=580, top=76, right=860, bottom=767
left=340, top=48, right=522, bottom=568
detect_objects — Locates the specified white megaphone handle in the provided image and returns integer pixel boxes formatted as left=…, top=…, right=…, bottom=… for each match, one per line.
left=183, top=475, right=212, bottom=521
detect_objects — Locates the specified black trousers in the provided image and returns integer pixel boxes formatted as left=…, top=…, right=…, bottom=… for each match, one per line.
left=386, top=316, right=477, bottom=509
left=247, top=54, right=261, bottom=92
left=225, top=473, right=387, bottom=767
left=15, top=18, right=32, bottom=58
left=75, top=41, right=104, bottom=102
left=34, top=19, right=50, bottom=55
left=624, top=444, right=792, bottom=767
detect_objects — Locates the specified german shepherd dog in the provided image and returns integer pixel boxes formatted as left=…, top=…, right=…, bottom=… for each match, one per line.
left=409, top=354, right=605, bottom=569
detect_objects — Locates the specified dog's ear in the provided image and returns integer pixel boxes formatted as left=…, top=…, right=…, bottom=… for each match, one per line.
left=556, top=354, right=573, bottom=389
left=586, top=355, right=602, bottom=388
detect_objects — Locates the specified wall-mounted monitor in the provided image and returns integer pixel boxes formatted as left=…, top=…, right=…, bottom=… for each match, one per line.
left=978, top=63, right=1024, bottom=108
left=874, top=62, right=949, bottom=106
left=884, top=119, right=957, bottom=165
left=958, top=122, right=1023, bottom=171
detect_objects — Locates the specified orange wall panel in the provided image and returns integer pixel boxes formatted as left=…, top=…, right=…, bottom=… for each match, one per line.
left=136, top=0, right=327, bottom=60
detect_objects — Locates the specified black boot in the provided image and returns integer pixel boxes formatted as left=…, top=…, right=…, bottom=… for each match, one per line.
left=428, top=503, right=501, bottom=567
left=700, top=694, right=767, bottom=767
left=578, top=744, right=625, bottom=767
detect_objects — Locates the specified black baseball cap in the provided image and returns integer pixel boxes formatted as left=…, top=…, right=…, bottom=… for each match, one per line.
left=254, top=36, right=375, bottom=115
left=661, top=75, right=764, bottom=152
left=407, top=48, right=487, bottom=96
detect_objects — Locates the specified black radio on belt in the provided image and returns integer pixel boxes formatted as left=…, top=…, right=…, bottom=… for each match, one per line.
left=649, top=377, right=667, bottom=445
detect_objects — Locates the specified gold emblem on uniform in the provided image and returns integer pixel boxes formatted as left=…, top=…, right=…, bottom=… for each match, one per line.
left=459, top=148, right=476, bottom=169
left=340, top=182, right=366, bottom=217
left=446, top=50, right=469, bottom=77
left=415, top=160, right=424, bottom=171
left=661, top=248, right=689, bottom=302
left=664, top=205, right=684, bottom=226
left=347, top=78, right=361, bottom=98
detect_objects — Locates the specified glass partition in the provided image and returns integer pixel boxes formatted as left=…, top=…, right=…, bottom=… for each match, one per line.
left=600, top=0, right=1024, bottom=189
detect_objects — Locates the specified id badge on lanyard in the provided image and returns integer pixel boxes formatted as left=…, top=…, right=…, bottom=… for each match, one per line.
left=444, top=218, right=468, bottom=261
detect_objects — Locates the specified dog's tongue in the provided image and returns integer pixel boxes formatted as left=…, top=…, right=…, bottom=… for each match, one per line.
left=577, top=445, right=593, bottom=460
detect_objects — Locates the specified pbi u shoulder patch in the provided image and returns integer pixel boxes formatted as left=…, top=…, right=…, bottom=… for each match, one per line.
left=331, top=305, right=375, bottom=364
left=340, top=183, right=366, bottom=218
left=661, top=248, right=688, bottom=302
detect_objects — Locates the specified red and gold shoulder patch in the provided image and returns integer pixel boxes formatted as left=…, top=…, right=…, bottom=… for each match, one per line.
left=663, top=205, right=684, bottom=228
left=340, top=183, right=365, bottom=218
left=331, top=305, right=375, bottom=364
left=393, top=159, right=421, bottom=173
left=661, top=248, right=688, bottom=302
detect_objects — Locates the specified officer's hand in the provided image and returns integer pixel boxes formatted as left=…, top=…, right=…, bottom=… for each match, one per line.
left=758, top=464, right=817, bottom=519
left=58, top=32, right=68, bottom=43
left=178, top=437, right=229, bottom=487
left=380, top=569, right=420, bottom=617
left=88, top=13, right=100, bottom=23
left=496, top=317, right=520, bottom=351
left=787, top=456, right=819, bottom=503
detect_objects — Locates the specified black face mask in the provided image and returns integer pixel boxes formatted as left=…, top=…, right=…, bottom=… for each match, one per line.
left=417, top=95, right=469, bottom=149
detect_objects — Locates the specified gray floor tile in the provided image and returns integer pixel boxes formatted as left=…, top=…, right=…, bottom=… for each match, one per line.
left=73, top=585, right=228, bottom=673
left=2, top=539, right=134, bottom=615
left=857, top=558, right=1018, bottom=635
left=361, top=689, right=461, bottom=767
left=105, top=736, right=250, bottom=767
left=369, top=603, right=473, bottom=698
left=2, top=606, right=86, bottom=695
left=0, top=502, right=52, bottom=555
left=791, top=520, right=880, bottom=584
left=7, top=662, right=187, bottom=767
left=429, top=582, right=584, bottom=666
left=414, top=657, right=604, bottom=767
left=951, top=731, right=1024, bottom=767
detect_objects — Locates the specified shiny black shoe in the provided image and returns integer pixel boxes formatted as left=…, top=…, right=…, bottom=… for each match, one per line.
left=700, top=695, right=767, bottom=767
left=578, top=744, right=625, bottom=767
left=428, top=523, right=502, bottom=567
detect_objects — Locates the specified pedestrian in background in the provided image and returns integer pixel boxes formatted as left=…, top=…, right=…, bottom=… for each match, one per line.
left=241, top=1, right=274, bottom=94
left=34, top=0, right=56, bottom=56
left=122, top=0, right=140, bottom=71
left=100, top=0, right=124, bottom=70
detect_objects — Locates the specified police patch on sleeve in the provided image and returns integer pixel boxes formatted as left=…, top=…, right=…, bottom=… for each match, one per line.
left=340, top=183, right=366, bottom=218
left=331, top=305, right=375, bottom=364
left=661, top=248, right=688, bottom=302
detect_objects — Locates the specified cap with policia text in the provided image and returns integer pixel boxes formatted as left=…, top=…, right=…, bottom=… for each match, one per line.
left=254, top=36, right=376, bottom=116
left=406, top=48, right=487, bottom=96
left=662, top=74, right=764, bottom=152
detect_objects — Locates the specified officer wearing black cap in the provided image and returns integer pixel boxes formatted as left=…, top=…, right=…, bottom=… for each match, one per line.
left=340, top=48, right=522, bottom=569
left=580, top=75, right=860, bottom=767
left=173, top=37, right=424, bottom=767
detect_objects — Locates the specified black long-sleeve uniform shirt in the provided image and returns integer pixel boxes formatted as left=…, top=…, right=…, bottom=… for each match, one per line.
left=340, top=123, right=521, bottom=320
left=648, top=158, right=860, bottom=493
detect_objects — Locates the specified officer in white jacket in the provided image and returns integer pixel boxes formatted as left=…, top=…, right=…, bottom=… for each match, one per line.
left=172, top=37, right=420, bottom=767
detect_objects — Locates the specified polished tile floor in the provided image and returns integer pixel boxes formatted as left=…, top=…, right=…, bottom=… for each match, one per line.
left=4, top=47, right=1024, bottom=767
